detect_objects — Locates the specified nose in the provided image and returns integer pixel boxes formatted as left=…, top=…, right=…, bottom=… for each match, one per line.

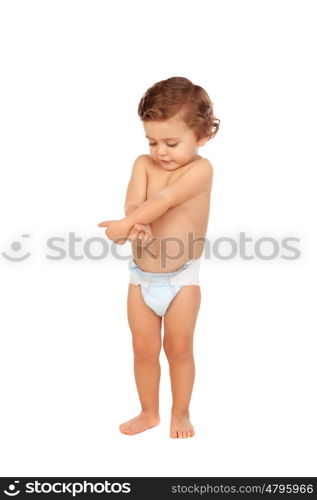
left=157, top=145, right=169, bottom=158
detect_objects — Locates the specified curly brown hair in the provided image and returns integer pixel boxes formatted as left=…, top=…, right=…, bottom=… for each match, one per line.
left=138, top=76, right=220, bottom=142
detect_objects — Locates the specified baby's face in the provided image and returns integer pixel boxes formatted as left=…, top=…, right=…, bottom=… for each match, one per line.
left=143, top=112, right=208, bottom=171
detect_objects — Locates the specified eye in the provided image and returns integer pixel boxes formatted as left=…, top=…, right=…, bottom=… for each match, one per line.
left=149, top=143, right=178, bottom=147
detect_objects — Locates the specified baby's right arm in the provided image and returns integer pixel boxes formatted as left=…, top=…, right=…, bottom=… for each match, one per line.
left=124, top=155, right=153, bottom=245
left=124, top=155, right=148, bottom=214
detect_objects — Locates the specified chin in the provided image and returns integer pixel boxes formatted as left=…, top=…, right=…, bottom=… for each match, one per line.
left=159, top=160, right=178, bottom=168
left=163, top=164, right=178, bottom=170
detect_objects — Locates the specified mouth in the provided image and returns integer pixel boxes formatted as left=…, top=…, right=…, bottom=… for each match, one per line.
left=160, top=159, right=172, bottom=164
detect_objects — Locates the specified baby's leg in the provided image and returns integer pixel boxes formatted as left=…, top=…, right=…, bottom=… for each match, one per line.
left=119, top=284, right=162, bottom=435
left=163, top=285, right=201, bottom=438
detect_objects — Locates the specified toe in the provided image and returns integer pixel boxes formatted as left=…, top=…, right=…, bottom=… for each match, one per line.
left=120, top=425, right=131, bottom=435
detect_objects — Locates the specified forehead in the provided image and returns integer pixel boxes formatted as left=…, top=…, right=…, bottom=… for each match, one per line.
left=143, top=116, right=191, bottom=140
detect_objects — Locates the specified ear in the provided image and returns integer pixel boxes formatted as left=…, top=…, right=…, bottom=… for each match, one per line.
left=197, top=136, right=210, bottom=147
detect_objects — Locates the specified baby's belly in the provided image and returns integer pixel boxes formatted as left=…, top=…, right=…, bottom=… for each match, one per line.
left=131, top=215, right=206, bottom=272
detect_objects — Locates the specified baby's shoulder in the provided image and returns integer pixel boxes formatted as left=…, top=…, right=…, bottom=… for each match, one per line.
left=196, top=155, right=213, bottom=168
left=141, top=154, right=156, bottom=167
left=187, top=157, right=214, bottom=178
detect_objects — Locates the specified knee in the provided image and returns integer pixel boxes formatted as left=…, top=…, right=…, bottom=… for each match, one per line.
left=163, top=338, right=193, bottom=362
left=133, top=340, right=161, bottom=362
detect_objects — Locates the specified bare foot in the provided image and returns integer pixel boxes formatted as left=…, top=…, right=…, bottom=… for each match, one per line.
left=170, top=413, right=195, bottom=438
left=119, top=411, right=160, bottom=435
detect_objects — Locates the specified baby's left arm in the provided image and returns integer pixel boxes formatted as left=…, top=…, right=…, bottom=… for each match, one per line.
left=159, top=158, right=213, bottom=208
left=123, top=158, right=213, bottom=226
left=98, top=159, right=212, bottom=244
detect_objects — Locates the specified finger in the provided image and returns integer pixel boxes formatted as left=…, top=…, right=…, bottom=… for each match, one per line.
left=129, top=230, right=139, bottom=242
left=144, top=232, right=154, bottom=245
left=128, top=226, right=137, bottom=234
left=137, top=231, right=145, bottom=240
left=140, top=232, right=150, bottom=246
left=127, top=230, right=135, bottom=240
left=98, top=221, right=109, bottom=227
left=142, top=233, right=151, bottom=245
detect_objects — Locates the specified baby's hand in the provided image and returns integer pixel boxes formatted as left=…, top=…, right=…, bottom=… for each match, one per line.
left=128, top=223, right=153, bottom=246
left=97, top=218, right=130, bottom=245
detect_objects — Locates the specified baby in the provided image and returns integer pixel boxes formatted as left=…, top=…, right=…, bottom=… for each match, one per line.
left=98, top=76, right=220, bottom=438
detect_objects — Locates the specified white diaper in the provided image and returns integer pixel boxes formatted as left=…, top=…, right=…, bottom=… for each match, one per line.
left=128, top=258, right=201, bottom=317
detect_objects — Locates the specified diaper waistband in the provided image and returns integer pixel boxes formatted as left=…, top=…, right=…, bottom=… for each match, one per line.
left=128, top=258, right=200, bottom=288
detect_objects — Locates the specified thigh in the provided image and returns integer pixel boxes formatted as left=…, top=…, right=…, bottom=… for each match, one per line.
left=127, top=284, right=162, bottom=354
left=163, top=285, right=201, bottom=346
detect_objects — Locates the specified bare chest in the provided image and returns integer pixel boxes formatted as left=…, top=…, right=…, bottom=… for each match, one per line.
left=146, top=170, right=186, bottom=200
left=144, top=155, right=211, bottom=231
left=145, top=157, right=197, bottom=200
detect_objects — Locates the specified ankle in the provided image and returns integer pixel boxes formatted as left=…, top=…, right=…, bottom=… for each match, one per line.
left=141, top=409, right=160, bottom=419
left=171, top=407, right=190, bottom=418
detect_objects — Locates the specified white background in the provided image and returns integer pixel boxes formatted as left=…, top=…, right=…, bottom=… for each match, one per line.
left=0, top=0, right=316, bottom=477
